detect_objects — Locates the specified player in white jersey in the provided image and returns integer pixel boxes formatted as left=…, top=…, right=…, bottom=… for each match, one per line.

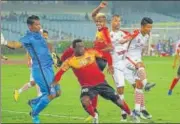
left=120, top=17, right=155, bottom=120
left=110, top=15, right=138, bottom=122
left=110, top=15, right=155, bottom=121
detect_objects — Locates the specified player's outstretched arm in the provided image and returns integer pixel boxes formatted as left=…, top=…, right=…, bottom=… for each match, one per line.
left=91, top=1, right=107, bottom=22
left=1, top=33, right=22, bottom=49
left=2, top=41, right=23, bottom=49
left=51, top=60, right=70, bottom=86
left=119, top=29, right=139, bottom=44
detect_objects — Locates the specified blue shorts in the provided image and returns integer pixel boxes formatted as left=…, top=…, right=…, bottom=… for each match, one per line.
left=32, top=66, right=60, bottom=95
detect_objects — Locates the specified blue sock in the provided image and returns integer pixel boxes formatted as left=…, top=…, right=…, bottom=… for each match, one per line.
left=32, top=95, right=50, bottom=117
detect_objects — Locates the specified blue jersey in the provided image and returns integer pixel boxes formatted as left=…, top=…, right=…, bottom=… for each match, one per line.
left=20, top=31, right=53, bottom=69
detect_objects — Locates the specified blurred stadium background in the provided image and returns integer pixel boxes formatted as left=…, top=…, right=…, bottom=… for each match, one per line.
left=1, top=1, right=180, bottom=56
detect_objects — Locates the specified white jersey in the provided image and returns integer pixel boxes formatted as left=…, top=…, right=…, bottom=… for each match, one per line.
left=127, top=31, right=149, bottom=59
left=110, top=30, right=129, bottom=64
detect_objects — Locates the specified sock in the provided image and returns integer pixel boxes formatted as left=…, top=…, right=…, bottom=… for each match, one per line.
left=121, top=101, right=131, bottom=115
left=119, top=94, right=126, bottom=115
left=140, top=92, right=146, bottom=111
left=169, top=78, right=179, bottom=91
left=92, top=95, right=98, bottom=111
left=135, top=88, right=143, bottom=112
left=27, top=82, right=32, bottom=88
left=18, top=82, right=32, bottom=94
left=18, top=89, right=23, bottom=94
left=32, top=94, right=50, bottom=117
left=86, top=103, right=95, bottom=117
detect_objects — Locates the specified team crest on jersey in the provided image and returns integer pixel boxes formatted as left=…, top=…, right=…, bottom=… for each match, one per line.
left=86, top=57, right=91, bottom=62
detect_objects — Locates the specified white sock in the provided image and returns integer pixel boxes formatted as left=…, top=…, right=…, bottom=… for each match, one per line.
left=18, top=89, right=22, bottom=94
left=27, top=82, right=32, bottom=88
left=119, top=94, right=127, bottom=115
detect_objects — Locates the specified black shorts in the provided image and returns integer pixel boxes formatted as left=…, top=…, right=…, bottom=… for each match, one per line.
left=80, top=81, right=118, bottom=101
left=177, top=66, right=180, bottom=76
left=96, top=58, right=107, bottom=71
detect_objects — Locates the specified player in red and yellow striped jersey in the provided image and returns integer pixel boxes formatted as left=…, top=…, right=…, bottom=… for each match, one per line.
left=51, top=39, right=139, bottom=123
left=91, top=1, right=113, bottom=71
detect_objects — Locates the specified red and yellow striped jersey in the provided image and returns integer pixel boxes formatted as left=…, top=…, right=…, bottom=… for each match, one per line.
left=55, top=49, right=112, bottom=87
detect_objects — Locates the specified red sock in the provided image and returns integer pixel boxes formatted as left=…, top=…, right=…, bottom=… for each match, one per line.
left=169, top=78, right=179, bottom=90
left=86, top=104, right=95, bottom=117
left=92, top=95, right=98, bottom=109
left=121, top=101, right=131, bottom=115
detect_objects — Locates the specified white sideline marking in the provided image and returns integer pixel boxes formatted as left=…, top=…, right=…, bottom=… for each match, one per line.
left=2, top=109, right=85, bottom=120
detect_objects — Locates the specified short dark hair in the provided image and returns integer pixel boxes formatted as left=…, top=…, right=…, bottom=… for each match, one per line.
left=72, top=39, right=83, bottom=48
left=27, top=15, right=40, bottom=25
left=141, top=17, right=153, bottom=26
left=112, top=14, right=120, bottom=18
left=43, top=30, right=48, bottom=34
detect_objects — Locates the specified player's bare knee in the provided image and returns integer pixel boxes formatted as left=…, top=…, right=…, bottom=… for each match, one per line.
left=136, top=80, right=143, bottom=89
left=81, top=96, right=90, bottom=106
left=117, top=87, right=124, bottom=95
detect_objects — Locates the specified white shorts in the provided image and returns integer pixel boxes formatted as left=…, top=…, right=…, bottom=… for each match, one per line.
left=125, top=57, right=142, bottom=71
left=112, top=60, right=136, bottom=88
left=29, top=68, right=34, bottom=82
left=125, top=57, right=143, bottom=81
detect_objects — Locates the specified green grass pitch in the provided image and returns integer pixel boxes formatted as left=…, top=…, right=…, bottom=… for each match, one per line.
left=1, top=56, right=180, bottom=123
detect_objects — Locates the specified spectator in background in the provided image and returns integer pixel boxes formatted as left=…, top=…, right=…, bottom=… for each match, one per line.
left=85, top=13, right=89, bottom=21
left=156, top=40, right=163, bottom=57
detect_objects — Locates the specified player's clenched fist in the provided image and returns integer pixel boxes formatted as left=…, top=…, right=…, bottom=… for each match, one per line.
left=99, top=1, right=107, bottom=8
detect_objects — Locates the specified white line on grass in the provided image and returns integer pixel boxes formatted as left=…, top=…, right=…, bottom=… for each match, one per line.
left=2, top=109, right=85, bottom=120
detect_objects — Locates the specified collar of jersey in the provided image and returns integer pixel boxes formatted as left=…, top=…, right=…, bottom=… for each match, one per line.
left=98, top=27, right=108, bottom=31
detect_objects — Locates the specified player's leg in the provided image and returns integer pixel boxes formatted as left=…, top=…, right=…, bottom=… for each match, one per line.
left=29, top=67, right=60, bottom=123
left=14, top=69, right=36, bottom=101
left=112, top=67, right=127, bottom=121
left=135, top=61, right=155, bottom=91
left=168, top=66, right=180, bottom=95
left=96, top=57, right=107, bottom=71
left=80, top=87, right=99, bottom=123
left=97, top=81, right=140, bottom=123
left=126, top=63, right=152, bottom=119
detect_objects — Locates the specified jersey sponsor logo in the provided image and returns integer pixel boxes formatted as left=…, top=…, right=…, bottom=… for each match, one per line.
left=78, top=57, right=91, bottom=66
